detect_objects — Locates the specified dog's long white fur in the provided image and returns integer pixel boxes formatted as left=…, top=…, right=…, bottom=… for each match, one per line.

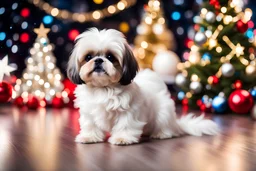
left=134, top=69, right=219, bottom=137
left=74, top=69, right=219, bottom=145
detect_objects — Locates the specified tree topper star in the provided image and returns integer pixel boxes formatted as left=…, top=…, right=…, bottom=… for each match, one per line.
left=0, top=55, right=16, bottom=82
left=34, top=23, right=50, bottom=38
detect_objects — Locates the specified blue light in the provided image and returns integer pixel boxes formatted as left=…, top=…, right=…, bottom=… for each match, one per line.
left=171, top=11, right=181, bottom=21
left=202, top=53, right=212, bottom=61
left=0, top=7, right=5, bottom=15
left=43, top=15, right=53, bottom=25
left=250, top=88, right=256, bottom=100
left=0, top=32, right=6, bottom=41
left=177, top=91, right=185, bottom=100
left=6, top=39, right=12, bottom=47
left=174, top=0, right=184, bottom=5
left=200, top=27, right=205, bottom=32
left=246, top=29, right=254, bottom=39
left=21, top=22, right=28, bottom=29
left=12, top=3, right=18, bottom=10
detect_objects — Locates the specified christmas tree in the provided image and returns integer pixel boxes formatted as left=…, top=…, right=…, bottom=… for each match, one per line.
left=133, top=0, right=176, bottom=69
left=14, top=24, right=64, bottom=108
left=176, top=0, right=256, bottom=113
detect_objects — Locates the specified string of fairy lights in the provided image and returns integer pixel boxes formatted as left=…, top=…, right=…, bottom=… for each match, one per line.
left=28, top=0, right=137, bottom=23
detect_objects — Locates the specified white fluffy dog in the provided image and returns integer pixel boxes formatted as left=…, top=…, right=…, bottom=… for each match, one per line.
left=67, top=28, right=219, bottom=145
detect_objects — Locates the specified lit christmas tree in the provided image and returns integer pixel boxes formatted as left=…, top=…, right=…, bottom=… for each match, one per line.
left=133, top=0, right=176, bottom=69
left=176, top=0, right=256, bottom=114
left=14, top=24, right=64, bottom=108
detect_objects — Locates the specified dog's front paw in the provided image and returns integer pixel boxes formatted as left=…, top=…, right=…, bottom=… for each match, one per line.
left=75, top=134, right=104, bottom=144
left=108, top=135, right=139, bottom=145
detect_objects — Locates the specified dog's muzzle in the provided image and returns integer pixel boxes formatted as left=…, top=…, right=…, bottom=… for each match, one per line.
left=93, top=58, right=104, bottom=73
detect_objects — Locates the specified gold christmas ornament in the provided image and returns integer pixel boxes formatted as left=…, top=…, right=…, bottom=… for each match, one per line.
left=246, top=64, right=256, bottom=76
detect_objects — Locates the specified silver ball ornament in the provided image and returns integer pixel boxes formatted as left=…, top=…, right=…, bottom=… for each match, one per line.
left=221, top=63, right=235, bottom=77
left=205, top=11, right=216, bottom=23
left=246, top=64, right=256, bottom=76
left=175, top=73, right=186, bottom=86
left=190, top=81, right=202, bottom=94
left=194, top=32, right=207, bottom=45
left=251, top=104, right=256, bottom=120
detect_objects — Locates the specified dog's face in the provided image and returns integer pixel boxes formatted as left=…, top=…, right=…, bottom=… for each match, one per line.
left=67, top=28, right=138, bottom=87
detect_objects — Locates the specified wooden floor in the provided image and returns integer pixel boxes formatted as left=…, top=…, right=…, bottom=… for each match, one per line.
left=0, top=105, right=256, bottom=171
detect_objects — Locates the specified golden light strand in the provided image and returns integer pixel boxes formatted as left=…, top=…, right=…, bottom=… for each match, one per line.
left=208, top=25, right=223, bottom=50
left=28, top=0, right=137, bottom=23
left=222, top=36, right=248, bottom=65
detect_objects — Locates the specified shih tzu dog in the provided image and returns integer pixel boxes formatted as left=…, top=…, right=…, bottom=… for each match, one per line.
left=67, top=28, right=219, bottom=145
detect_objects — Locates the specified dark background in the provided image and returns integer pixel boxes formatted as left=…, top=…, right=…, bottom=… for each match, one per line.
left=0, top=0, right=255, bottom=78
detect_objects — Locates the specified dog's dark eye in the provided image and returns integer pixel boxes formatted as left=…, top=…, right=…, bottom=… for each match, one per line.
left=85, top=54, right=92, bottom=62
left=106, top=53, right=115, bottom=62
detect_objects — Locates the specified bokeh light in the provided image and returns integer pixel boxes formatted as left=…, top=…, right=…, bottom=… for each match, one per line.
left=12, top=3, right=18, bottom=10
left=0, top=32, right=6, bottom=41
left=21, top=22, right=28, bottom=29
left=93, top=0, right=103, bottom=4
left=0, top=7, right=5, bottom=15
left=6, top=39, right=13, bottom=47
left=11, top=45, right=18, bottom=53
left=20, top=8, right=30, bottom=18
left=20, top=33, right=30, bottom=43
left=171, top=11, right=181, bottom=20
left=68, top=29, right=79, bottom=41
left=119, top=22, right=129, bottom=33
left=43, top=15, right=53, bottom=25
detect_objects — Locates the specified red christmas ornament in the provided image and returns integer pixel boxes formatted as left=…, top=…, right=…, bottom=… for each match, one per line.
left=208, top=75, right=219, bottom=85
left=234, top=80, right=242, bottom=89
left=209, top=0, right=220, bottom=10
left=228, top=89, right=254, bottom=114
left=200, top=104, right=206, bottom=112
left=236, top=20, right=248, bottom=33
left=63, top=78, right=77, bottom=108
left=27, top=95, right=40, bottom=109
left=182, top=98, right=189, bottom=106
left=0, top=81, right=13, bottom=103
left=52, top=96, right=64, bottom=108
left=14, top=96, right=24, bottom=108
left=197, top=99, right=203, bottom=106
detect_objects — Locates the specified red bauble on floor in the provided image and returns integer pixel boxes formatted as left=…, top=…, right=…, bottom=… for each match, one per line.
left=0, top=81, right=13, bottom=103
left=14, top=96, right=24, bottom=108
left=27, top=95, right=40, bottom=109
left=228, top=89, right=254, bottom=114
left=52, top=96, right=64, bottom=108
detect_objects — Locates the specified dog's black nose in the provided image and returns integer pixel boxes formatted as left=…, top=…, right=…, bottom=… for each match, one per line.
left=95, top=58, right=104, bottom=64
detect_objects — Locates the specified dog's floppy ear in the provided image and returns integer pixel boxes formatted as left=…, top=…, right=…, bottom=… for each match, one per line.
left=119, top=44, right=139, bottom=85
left=67, top=50, right=85, bottom=85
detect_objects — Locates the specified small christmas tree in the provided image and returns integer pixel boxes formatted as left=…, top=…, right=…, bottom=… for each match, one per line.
left=133, top=0, right=176, bottom=69
left=176, top=0, right=256, bottom=113
left=15, top=24, right=64, bottom=107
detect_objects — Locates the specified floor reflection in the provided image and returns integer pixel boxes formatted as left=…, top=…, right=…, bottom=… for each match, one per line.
left=0, top=106, right=255, bottom=171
